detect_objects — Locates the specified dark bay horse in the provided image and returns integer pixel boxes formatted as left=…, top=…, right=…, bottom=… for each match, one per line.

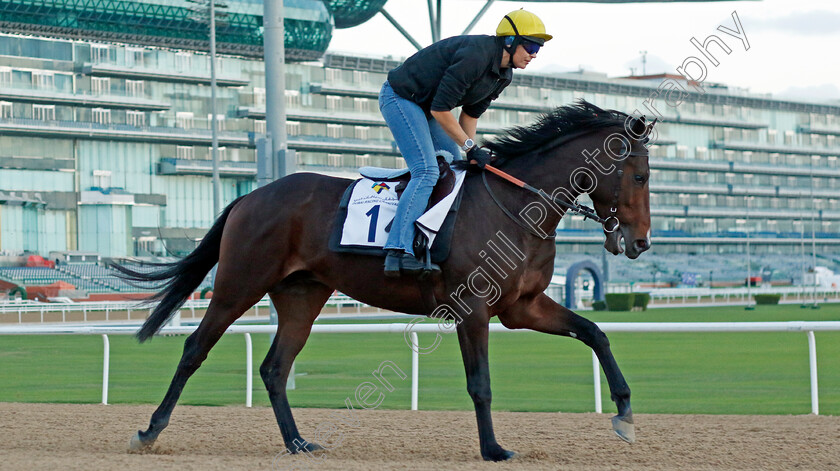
left=123, top=101, right=654, bottom=461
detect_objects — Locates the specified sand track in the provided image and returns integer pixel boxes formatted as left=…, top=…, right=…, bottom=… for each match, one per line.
left=1, top=403, right=838, bottom=470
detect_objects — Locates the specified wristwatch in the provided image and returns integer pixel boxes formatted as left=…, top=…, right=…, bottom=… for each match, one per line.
left=461, top=138, right=475, bottom=152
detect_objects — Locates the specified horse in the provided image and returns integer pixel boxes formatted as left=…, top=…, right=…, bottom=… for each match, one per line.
left=120, top=100, right=654, bottom=462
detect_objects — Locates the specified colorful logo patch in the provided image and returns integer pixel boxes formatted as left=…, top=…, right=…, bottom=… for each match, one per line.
left=372, top=182, right=390, bottom=194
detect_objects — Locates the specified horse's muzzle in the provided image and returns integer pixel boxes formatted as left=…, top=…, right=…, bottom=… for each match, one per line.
left=633, top=238, right=650, bottom=252
left=624, top=237, right=651, bottom=259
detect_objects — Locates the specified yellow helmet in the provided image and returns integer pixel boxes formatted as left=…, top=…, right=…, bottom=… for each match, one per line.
left=496, top=9, right=553, bottom=43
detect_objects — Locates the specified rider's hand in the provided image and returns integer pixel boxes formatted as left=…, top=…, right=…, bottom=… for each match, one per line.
left=466, top=146, right=492, bottom=169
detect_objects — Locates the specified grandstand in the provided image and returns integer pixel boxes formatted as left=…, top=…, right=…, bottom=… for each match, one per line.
left=555, top=251, right=840, bottom=287
left=0, top=261, right=209, bottom=298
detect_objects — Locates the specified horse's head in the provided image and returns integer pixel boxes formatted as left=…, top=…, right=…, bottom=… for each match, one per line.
left=483, top=101, right=654, bottom=258
left=589, top=116, right=655, bottom=259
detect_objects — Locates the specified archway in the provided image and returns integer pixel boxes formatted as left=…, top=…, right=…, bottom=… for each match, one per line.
left=564, top=260, right=604, bottom=309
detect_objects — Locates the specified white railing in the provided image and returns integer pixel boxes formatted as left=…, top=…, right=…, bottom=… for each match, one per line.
left=644, top=286, right=840, bottom=305
left=1, top=321, right=838, bottom=415
left=2, top=286, right=829, bottom=325
left=0, top=295, right=375, bottom=323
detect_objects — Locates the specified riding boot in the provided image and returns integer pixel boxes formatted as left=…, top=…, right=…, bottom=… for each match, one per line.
left=384, top=250, right=403, bottom=278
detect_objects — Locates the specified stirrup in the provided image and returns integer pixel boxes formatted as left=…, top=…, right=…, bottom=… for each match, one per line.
left=384, top=251, right=440, bottom=278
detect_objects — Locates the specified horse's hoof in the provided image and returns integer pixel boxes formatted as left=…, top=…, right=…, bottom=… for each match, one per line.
left=288, top=440, right=325, bottom=454
left=482, top=448, right=517, bottom=462
left=128, top=430, right=154, bottom=452
left=611, top=415, right=636, bottom=443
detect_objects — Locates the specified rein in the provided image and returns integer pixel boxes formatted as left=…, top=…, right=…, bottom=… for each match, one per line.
left=481, top=166, right=614, bottom=241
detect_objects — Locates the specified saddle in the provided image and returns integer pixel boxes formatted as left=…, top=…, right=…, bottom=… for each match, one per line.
left=359, top=154, right=457, bottom=209
left=329, top=154, right=465, bottom=264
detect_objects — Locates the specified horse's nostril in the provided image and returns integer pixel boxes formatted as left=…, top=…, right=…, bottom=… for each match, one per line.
left=634, top=239, right=650, bottom=251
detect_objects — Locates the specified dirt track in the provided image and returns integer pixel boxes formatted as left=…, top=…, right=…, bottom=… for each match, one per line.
left=1, top=403, right=838, bottom=470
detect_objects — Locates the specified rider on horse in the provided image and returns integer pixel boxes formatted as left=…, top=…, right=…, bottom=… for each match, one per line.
left=380, top=9, right=553, bottom=277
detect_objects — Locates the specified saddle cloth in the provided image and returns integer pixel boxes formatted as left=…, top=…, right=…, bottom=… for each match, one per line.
left=329, top=164, right=466, bottom=262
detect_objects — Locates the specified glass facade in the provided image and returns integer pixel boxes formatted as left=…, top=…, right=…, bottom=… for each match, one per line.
left=1, top=32, right=839, bottom=259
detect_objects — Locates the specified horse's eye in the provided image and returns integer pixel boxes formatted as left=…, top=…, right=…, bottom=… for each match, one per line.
left=634, top=174, right=647, bottom=184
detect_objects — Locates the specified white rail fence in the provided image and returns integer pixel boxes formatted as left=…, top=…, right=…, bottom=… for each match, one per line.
left=1, top=321, right=838, bottom=415
left=1, top=286, right=836, bottom=324
left=0, top=295, right=375, bottom=324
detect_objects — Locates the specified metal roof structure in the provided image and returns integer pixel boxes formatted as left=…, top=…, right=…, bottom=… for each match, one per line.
left=0, top=0, right=333, bottom=60
left=378, top=0, right=760, bottom=50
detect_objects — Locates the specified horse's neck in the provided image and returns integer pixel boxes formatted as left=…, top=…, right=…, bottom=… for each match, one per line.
left=497, top=148, right=587, bottom=233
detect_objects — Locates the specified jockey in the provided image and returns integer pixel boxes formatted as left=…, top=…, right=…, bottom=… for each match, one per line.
left=381, top=8, right=553, bottom=277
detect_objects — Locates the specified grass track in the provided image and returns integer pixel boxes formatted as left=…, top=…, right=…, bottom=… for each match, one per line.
left=0, top=304, right=838, bottom=415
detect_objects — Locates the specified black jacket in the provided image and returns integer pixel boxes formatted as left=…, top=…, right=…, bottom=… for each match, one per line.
left=387, top=35, right=512, bottom=119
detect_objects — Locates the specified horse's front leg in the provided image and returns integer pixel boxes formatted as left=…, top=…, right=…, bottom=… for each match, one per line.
left=455, top=316, right=516, bottom=461
left=500, top=293, right=635, bottom=443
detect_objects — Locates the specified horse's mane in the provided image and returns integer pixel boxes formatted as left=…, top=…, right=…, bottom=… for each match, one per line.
left=484, top=100, right=630, bottom=161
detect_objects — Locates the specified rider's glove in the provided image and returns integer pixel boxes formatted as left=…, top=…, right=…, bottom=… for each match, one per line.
left=466, top=146, right=492, bottom=169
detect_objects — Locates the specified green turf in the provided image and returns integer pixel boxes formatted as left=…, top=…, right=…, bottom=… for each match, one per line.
left=0, top=303, right=838, bottom=415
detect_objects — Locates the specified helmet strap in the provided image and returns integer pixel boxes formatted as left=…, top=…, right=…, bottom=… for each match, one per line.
left=502, top=15, right=522, bottom=68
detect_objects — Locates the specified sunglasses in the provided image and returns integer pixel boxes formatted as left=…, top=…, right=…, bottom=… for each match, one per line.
left=522, top=40, right=541, bottom=55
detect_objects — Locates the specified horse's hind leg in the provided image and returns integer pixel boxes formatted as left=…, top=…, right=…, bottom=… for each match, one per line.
left=129, top=292, right=263, bottom=451
left=261, top=282, right=332, bottom=454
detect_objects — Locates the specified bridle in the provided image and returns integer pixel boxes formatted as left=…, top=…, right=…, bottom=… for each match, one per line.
left=481, top=130, right=649, bottom=240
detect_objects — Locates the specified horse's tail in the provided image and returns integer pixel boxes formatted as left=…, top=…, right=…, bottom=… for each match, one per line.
left=114, top=195, right=246, bottom=342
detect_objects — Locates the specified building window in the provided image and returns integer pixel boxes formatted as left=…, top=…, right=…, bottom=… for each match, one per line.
left=326, top=68, right=341, bottom=82
left=254, top=87, right=266, bottom=106
left=127, top=110, right=145, bottom=127
left=784, top=130, right=794, bottom=145
left=92, top=77, right=110, bottom=94
left=32, top=71, right=54, bottom=89
left=176, top=112, right=194, bottom=129
left=328, top=153, right=343, bottom=167
left=33, top=104, right=55, bottom=121
left=92, top=169, right=111, bottom=189
left=517, top=111, right=530, bottom=124
left=0, top=101, right=12, bottom=118
left=127, top=47, right=145, bottom=66
left=287, top=120, right=301, bottom=136
left=175, top=52, right=192, bottom=71
left=210, top=147, right=227, bottom=161
left=355, top=126, right=370, bottom=140
left=92, top=108, right=111, bottom=125
left=353, top=70, right=368, bottom=84
left=354, top=97, right=371, bottom=113
left=327, top=123, right=342, bottom=139
left=208, top=114, right=225, bottom=131
left=356, top=154, right=371, bottom=167
left=91, top=45, right=110, bottom=63
left=126, top=80, right=144, bottom=97
left=327, top=96, right=341, bottom=111
left=0, top=67, right=10, bottom=85
left=285, top=90, right=301, bottom=108
left=176, top=146, right=195, bottom=160
left=254, top=120, right=266, bottom=134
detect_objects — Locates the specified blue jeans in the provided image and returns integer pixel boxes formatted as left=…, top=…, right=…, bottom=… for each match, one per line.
left=379, top=80, right=461, bottom=255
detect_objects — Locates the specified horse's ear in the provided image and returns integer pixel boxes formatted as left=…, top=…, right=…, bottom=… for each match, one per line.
left=624, top=114, right=649, bottom=142
left=630, top=116, right=647, bottom=138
